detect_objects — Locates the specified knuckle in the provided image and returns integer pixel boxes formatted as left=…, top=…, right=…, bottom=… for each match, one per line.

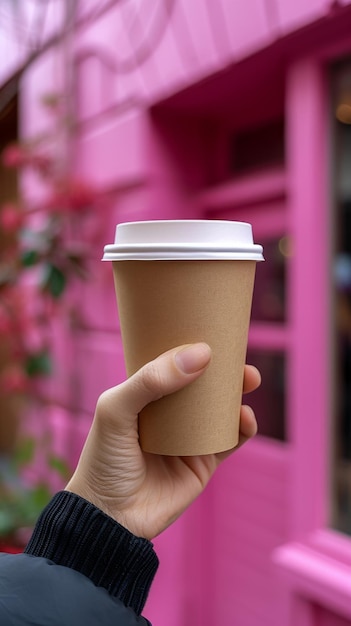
left=95, top=389, right=117, bottom=424
left=139, top=360, right=165, bottom=400
left=96, top=388, right=112, bottom=410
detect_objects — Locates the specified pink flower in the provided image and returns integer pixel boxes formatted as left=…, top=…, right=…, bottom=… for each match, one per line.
left=43, top=179, right=97, bottom=215
left=68, top=180, right=96, bottom=211
left=2, top=144, right=26, bottom=168
left=44, top=191, right=69, bottom=213
left=0, top=365, right=28, bottom=394
left=0, top=203, right=23, bottom=233
left=2, top=144, right=53, bottom=176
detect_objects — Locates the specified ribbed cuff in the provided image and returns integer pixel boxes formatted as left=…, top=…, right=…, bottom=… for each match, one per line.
left=24, top=491, right=159, bottom=615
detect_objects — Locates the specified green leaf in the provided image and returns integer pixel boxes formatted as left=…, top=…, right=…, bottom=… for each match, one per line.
left=13, top=437, right=35, bottom=469
left=42, top=264, right=66, bottom=298
left=0, top=508, right=16, bottom=537
left=29, top=484, right=52, bottom=511
left=47, top=455, right=71, bottom=481
left=15, top=485, right=52, bottom=528
left=25, top=350, right=52, bottom=377
left=21, top=249, right=39, bottom=267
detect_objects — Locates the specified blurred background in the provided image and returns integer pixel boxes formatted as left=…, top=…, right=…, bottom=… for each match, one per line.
left=0, top=1, right=351, bottom=625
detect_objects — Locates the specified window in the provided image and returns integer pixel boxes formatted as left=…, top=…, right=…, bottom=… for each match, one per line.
left=248, top=234, right=288, bottom=441
left=230, top=119, right=285, bottom=174
left=251, top=236, right=287, bottom=324
left=246, top=349, right=286, bottom=440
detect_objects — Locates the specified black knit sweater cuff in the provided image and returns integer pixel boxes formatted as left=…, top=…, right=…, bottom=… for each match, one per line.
left=24, top=491, right=159, bottom=615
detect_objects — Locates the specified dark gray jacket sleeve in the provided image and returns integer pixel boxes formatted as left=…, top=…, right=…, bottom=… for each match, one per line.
left=0, top=491, right=159, bottom=625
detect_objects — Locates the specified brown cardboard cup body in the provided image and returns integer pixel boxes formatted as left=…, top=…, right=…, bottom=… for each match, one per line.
left=113, top=260, right=256, bottom=456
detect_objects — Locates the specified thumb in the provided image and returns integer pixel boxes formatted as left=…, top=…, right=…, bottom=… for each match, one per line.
left=96, top=343, right=211, bottom=427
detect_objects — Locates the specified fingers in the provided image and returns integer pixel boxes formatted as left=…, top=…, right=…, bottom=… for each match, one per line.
left=238, top=404, right=258, bottom=442
left=96, top=343, right=260, bottom=438
left=215, top=404, right=258, bottom=464
left=97, top=343, right=211, bottom=425
left=243, top=364, right=261, bottom=394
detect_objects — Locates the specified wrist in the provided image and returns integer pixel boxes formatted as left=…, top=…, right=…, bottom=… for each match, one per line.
left=25, top=491, right=159, bottom=615
left=64, top=480, right=138, bottom=536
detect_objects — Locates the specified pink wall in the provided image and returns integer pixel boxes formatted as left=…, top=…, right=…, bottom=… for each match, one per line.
left=3, top=0, right=351, bottom=624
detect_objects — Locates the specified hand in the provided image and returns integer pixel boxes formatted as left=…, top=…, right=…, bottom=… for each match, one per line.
left=66, top=343, right=260, bottom=540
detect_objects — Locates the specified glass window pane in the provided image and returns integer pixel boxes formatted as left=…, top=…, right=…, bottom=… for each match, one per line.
left=246, top=350, right=286, bottom=441
left=230, top=119, right=285, bottom=174
left=331, top=63, right=351, bottom=536
left=251, top=237, right=288, bottom=323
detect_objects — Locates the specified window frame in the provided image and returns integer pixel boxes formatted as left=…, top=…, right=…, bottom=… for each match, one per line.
left=274, top=56, right=351, bottom=621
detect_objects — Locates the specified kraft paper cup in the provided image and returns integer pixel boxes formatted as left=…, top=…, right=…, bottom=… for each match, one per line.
left=103, top=220, right=264, bottom=456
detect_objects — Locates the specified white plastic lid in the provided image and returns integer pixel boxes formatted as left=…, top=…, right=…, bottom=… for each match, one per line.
left=102, top=220, right=264, bottom=261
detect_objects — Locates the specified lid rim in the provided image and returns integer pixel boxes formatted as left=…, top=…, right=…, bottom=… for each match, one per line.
left=103, top=242, right=264, bottom=251
left=102, top=253, right=264, bottom=261
left=103, top=220, right=264, bottom=261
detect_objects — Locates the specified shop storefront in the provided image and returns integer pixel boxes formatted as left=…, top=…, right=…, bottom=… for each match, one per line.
left=1, top=1, right=351, bottom=624
left=140, top=14, right=351, bottom=624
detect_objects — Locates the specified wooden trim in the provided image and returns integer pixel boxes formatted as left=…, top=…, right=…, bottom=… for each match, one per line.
left=193, top=167, right=286, bottom=211
left=286, top=58, right=331, bottom=536
left=249, top=323, right=290, bottom=350
left=273, top=542, right=351, bottom=620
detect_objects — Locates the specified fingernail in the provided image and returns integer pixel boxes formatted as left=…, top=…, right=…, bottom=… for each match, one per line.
left=175, top=343, right=211, bottom=374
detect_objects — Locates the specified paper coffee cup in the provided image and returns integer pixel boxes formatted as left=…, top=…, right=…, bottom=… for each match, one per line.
left=103, top=220, right=264, bottom=456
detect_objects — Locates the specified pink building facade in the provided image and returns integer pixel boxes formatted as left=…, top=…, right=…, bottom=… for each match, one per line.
left=1, top=1, right=351, bottom=625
